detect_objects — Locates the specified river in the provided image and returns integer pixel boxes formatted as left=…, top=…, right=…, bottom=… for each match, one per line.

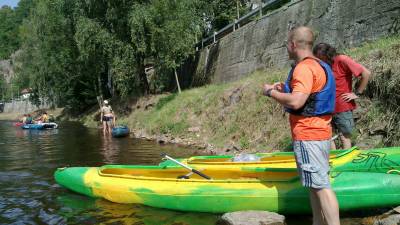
left=0, top=121, right=372, bottom=224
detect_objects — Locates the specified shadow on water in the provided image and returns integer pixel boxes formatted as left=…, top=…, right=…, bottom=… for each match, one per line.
left=0, top=121, right=386, bottom=224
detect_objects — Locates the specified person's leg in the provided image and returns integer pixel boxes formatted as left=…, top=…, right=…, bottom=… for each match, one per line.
left=293, top=141, right=326, bottom=224
left=331, top=115, right=340, bottom=150
left=297, top=140, right=340, bottom=225
left=102, top=120, right=107, bottom=135
left=313, top=188, right=340, bottom=225
left=333, top=111, right=354, bottom=150
left=309, top=190, right=326, bottom=225
left=107, top=120, right=112, bottom=134
left=339, top=133, right=352, bottom=150
left=330, top=140, right=337, bottom=150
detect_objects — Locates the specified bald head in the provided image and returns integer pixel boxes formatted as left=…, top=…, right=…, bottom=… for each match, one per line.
left=288, top=26, right=315, bottom=50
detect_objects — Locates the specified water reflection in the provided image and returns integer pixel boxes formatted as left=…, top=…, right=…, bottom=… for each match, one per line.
left=56, top=193, right=219, bottom=225
left=100, top=135, right=121, bottom=164
left=0, top=121, right=216, bottom=225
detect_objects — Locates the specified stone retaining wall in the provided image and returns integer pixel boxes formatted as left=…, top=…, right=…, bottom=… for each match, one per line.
left=191, top=0, right=400, bottom=84
left=3, top=100, right=49, bottom=114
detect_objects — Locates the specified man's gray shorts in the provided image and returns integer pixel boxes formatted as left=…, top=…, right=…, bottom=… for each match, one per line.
left=332, top=110, right=354, bottom=135
left=293, top=140, right=331, bottom=189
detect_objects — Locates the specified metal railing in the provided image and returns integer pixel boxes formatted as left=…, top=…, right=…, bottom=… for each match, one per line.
left=197, top=0, right=287, bottom=49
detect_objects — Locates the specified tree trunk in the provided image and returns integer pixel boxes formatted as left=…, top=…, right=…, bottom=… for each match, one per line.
left=107, top=65, right=114, bottom=97
left=136, top=56, right=149, bottom=95
left=174, top=68, right=181, bottom=94
left=94, top=74, right=103, bottom=110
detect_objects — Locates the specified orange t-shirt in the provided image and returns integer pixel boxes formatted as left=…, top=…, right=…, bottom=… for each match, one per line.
left=288, top=58, right=332, bottom=141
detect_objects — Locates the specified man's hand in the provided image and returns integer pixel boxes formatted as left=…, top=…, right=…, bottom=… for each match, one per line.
left=341, top=92, right=359, bottom=102
left=273, top=82, right=284, bottom=92
left=263, top=84, right=274, bottom=96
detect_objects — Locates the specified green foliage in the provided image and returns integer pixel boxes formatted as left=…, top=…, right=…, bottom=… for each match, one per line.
left=209, top=0, right=247, bottom=31
left=0, top=0, right=35, bottom=59
left=0, top=6, right=18, bottom=59
left=155, top=94, right=177, bottom=110
left=151, top=0, right=201, bottom=69
left=160, top=121, right=189, bottom=135
left=239, top=136, right=250, bottom=149
left=2, top=0, right=252, bottom=112
left=16, top=0, right=79, bottom=107
left=129, top=0, right=206, bottom=93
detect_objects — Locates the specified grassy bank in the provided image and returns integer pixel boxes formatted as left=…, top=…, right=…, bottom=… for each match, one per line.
left=80, top=35, right=400, bottom=152
left=344, top=35, right=400, bottom=147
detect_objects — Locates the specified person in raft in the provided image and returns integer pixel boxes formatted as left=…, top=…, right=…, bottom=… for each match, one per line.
left=20, top=114, right=27, bottom=124
left=313, top=43, right=371, bottom=150
left=100, top=100, right=115, bottom=135
left=38, top=112, right=49, bottom=123
left=25, top=114, right=33, bottom=124
left=262, top=26, right=340, bottom=225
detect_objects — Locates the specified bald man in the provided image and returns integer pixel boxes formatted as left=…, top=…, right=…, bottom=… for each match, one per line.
left=263, top=26, right=340, bottom=225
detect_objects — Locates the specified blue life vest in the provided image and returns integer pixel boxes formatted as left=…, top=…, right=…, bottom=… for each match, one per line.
left=283, top=58, right=335, bottom=116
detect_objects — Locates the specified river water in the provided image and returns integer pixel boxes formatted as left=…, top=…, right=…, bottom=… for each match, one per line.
left=0, top=121, right=372, bottom=224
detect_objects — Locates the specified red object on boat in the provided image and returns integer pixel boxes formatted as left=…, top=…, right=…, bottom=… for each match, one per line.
left=14, top=122, right=24, bottom=127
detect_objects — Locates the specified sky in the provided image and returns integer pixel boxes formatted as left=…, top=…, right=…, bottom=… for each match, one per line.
left=0, top=0, right=19, bottom=8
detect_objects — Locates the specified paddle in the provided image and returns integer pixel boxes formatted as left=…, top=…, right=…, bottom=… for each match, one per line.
left=161, top=153, right=211, bottom=180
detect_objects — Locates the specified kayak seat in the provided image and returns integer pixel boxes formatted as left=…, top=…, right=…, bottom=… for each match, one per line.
left=177, top=169, right=204, bottom=179
left=177, top=175, right=190, bottom=179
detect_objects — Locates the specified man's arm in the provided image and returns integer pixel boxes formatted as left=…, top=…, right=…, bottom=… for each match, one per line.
left=356, top=68, right=371, bottom=94
left=341, top=67, right=371, bottom=102
left=271, top=90, right=309, bottom=110
left=263, top=84, right=309, bottom=109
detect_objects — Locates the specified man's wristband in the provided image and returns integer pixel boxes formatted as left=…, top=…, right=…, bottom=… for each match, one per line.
left=265, top=88, right=273, bottom=97
left=355, top=91, right=363, bottom=96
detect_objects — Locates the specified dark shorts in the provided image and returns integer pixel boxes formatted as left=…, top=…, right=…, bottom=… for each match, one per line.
left=332, top=111, right=354, bottom=135
left=103, top=116, right=113, bottom=122
left=103, top=116, right=114, bottom=127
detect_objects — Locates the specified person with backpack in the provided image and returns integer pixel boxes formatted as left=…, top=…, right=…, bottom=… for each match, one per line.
left=262, top=26, right=340, bottom=225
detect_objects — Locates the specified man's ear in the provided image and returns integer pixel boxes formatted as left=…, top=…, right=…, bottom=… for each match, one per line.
left=290, top=40, right=297, bottom=49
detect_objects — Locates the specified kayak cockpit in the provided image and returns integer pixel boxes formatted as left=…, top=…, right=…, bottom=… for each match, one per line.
left=187, top=147, right=356, bottom=165
left=98, top=166, right=299, bottom=182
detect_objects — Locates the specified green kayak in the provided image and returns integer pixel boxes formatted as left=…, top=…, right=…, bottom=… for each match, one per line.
left=55, top=147, right=400, bottom=214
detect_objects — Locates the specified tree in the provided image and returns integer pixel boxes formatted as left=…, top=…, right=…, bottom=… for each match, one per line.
left=0, top=1, right=35, bottom=59
left=17, top=0, right=80, bottom=107
left=0, top=6, right=18, bottom=59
